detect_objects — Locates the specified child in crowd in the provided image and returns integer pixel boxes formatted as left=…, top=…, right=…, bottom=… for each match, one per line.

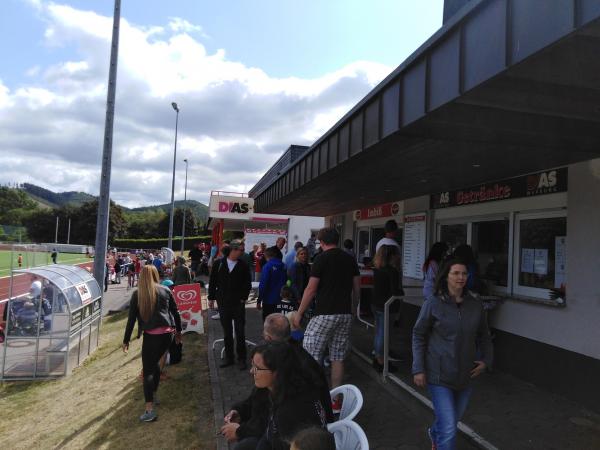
left=286, top=311, right=304, bottom=343
left=290, top=427, right=336, bottom=450
left=276, top=285, right=296, bottom=315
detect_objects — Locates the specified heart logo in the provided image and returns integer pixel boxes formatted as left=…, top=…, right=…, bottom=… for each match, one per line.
left=176, top=290, right=197, bottom=302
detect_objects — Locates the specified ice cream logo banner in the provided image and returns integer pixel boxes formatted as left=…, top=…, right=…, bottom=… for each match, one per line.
left=172, top=284, right=204, bottom=334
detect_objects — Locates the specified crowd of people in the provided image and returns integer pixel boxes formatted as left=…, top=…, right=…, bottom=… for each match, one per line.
left=119, top=223, right=493, bottom=450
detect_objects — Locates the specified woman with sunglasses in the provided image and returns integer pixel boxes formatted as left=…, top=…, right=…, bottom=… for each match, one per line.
left=251, top=342, right=327, bottom=450
left=412, top=259, right=493, bottom=450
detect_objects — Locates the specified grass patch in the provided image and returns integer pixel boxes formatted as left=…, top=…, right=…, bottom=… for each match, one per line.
left=0, top=250, right=90, bottom=277
left=0, top=311, right=214, bottom=449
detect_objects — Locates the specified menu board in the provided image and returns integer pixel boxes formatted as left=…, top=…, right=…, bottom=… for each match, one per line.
left=403, top=213, right=427, bottom=280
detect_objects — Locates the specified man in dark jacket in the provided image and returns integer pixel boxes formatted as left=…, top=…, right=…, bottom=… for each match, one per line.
left=220, top=314, right=333, bottom=449
left=208, top=241, right=252, bottom=369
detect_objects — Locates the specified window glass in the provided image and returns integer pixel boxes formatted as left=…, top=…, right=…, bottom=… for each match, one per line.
left=518, top=217, right=566, bottom=290
left=472, top=220, right=509, bottom=288
left=357, top=229, right=370, bottom=262
left=440, top=224, right=467, bottom=253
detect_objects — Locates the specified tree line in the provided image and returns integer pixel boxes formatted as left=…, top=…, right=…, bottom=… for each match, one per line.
left=0, top=186, right=203, bottom=245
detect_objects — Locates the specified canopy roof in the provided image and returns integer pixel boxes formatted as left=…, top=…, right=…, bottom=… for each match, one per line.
left=250, top=0, right=600, bottom=215
left=13, top=264, right=100, bottom=311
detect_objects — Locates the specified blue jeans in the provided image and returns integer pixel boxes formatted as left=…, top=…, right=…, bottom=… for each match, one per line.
left=372, top=307, right=384, bottom=358
left=427, top=384, right=473, bottom=450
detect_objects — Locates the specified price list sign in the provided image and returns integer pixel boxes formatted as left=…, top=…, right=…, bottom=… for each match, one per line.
left=403, top=213, right=427, bottom=280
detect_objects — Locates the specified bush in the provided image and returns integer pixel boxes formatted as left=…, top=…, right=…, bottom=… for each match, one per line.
left=112, top=235, right=211, bottom=251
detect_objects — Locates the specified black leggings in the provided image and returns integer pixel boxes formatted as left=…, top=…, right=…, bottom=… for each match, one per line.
left=142, top=332, right=173, bottom=403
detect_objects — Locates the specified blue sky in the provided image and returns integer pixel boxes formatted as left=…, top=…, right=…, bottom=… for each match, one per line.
left=0, top=0, right=443, bottom=206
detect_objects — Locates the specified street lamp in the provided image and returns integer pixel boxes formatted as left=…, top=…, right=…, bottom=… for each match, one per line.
left=180, top=158, right=189, bottom=255
left=167, top=102, right=180, bottom=251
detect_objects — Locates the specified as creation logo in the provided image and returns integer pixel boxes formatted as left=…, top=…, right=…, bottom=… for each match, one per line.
left=527, top=170, right=558, bottom=195
left=219, top=201, right=250, bottom=214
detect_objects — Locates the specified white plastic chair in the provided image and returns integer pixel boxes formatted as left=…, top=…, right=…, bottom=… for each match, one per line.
left=330, top=384, right=364, bottom=421
left=327, top=420, right=369, bottom=450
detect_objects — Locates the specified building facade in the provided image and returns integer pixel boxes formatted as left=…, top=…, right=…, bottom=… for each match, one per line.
left=249, top=0, right=600, bottom=408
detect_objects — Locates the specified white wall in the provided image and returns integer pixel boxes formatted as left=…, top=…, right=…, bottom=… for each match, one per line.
left=288, top=216, right=325, bottom=247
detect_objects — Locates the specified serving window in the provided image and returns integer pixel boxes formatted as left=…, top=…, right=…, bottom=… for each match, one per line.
left=438, top=217, right=510, bottom=294
left=437, top=209, right=567, bottom=302
left=514, top=211, right=566, bottom=298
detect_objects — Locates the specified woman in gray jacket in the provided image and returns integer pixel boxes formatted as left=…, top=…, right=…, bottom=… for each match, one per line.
left=412, top=258, right=493, bottom=450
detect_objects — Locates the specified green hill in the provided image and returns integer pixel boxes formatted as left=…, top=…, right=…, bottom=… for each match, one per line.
left=22, top=183, right=95, bottom=208
left=17, top=183, right=208, bottom=222
left=131, top=200, right=208, bottom=222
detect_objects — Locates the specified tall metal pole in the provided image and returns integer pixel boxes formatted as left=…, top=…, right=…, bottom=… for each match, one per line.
left=54, top=216, right=59, bottom=243
left=180, top=158, right=188, bottom=254
left=67, top=218, right=71, bottom=244
left=93, top=0, right=121, bottom=291
left=167, top=102, right=179, bottom=251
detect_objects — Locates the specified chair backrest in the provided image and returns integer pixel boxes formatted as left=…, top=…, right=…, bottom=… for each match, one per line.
left=327, top=420, right=369, bottom=450
left=330, top=384, right=364, bottom=421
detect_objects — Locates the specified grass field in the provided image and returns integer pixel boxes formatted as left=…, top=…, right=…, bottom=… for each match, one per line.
left=0, top=250, right=90, bottom=277
left=0, top=311, right=213, bottom=449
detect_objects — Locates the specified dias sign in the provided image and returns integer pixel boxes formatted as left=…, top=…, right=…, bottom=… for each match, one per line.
left=209, top=195, right=255, bottom=219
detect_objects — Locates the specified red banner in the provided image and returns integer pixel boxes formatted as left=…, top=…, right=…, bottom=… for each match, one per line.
left=354, top=202, right=401, bottom=221
left=172, top=284, right=204, bottom=334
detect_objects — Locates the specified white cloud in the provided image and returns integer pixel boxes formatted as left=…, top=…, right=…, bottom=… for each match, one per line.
left=168, top=17, right=207, bottom=37
left=0, top=1, right=392, bottom=206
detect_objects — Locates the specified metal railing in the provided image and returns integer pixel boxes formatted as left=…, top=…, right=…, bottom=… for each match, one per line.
left=356, top=301, right=375, bottom=329
left=382, top=295, right=403, bottom=379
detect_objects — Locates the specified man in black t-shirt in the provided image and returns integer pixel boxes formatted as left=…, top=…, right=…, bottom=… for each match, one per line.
left=293, top=227, right=360, bottom=409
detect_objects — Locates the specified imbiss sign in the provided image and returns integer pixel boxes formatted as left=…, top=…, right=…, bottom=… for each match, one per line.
left=209, top=195, right=255, bottom=219
left=431, top=168, right=567, bottom=209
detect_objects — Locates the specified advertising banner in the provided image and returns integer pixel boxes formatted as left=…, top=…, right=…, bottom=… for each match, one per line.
left=172, top=284, right=204, bottom=334
left=353, top=202, right=402, bottom=221
left=431, top=167, right=568, bottom=209
left=244, top=228, right=288, bottom=251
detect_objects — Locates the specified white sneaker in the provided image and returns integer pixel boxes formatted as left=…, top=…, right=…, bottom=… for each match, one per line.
left=211, top=312, right=220, bottom=320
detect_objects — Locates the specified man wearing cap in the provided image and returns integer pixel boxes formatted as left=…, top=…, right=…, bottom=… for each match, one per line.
left=375, top=219, right=401, bottom=253
left=208, top=240, right=252, bottom=370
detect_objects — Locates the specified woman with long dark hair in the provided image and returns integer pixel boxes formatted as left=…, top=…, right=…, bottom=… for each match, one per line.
left=251, top=342, right=327, bottom=450
left=371, top=244, right=403, bottom=372
left=123, top=264, right=182, bottom=422
left=412, top=259, right=493, bottom=449
left=422, top=242, right=449, bottom=299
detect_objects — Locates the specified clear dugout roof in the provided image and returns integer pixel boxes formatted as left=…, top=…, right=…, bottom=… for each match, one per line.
left=13, top=264, right=100, bottom=310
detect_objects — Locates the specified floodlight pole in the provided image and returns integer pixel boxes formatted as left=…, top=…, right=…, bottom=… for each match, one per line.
left=93, top=0, right=121, bottom=291
left=54, top=216, right=59, bottom=243
left=167, top=102, right=180, bottom=252
left=67, top=218, right=71, bottom=244
left=180, top=158, right=189, bottom=254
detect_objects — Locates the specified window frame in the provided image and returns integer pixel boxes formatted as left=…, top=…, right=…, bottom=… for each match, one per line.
left=512, top=209, right=567, bottom=299
left=436, top=213, right=512, bottom=295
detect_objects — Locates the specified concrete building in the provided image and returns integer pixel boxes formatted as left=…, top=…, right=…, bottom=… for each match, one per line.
left=249, top=0, right=600, bottom=409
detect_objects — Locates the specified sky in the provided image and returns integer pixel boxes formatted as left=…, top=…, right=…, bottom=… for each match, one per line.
left=0, top=0, right=443, bottom=207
